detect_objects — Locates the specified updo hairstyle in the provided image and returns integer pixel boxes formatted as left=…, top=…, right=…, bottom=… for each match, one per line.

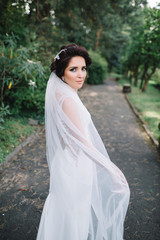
left=50, top=44, right=92, bottom=78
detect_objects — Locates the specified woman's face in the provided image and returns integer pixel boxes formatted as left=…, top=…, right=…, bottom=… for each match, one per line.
left=62, top=56, right=87, bottom=92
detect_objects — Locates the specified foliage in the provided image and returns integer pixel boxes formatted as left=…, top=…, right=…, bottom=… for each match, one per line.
left=0, top=103, right=11, bottom=130
left=0, top=35, right=46, bottom=114
left=0, top=0, right=28, bottom=44
left=51, top=0, right=147, bottom=71
left=123, top=7, right=160, bottom=91
left=0, top=0, right=148, bottom=72
left=87, top=51, right=107, bottom=85
left=151, top=69, right=160, bottom=85
left=0, top=117, right=37, bottom=163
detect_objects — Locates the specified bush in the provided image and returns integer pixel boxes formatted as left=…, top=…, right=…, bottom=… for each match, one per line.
left=0, top=103, right=11, bottom=130
left=0, top=34, right=46, bottom=114
left=87, top=51, right=108, bottom=85
left=5, top=69, right=48, bottom=115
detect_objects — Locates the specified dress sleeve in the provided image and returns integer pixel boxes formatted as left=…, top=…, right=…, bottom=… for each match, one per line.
left=57, top=96, right=127, bottom=182
left=62, top=97, right=86, bottom=137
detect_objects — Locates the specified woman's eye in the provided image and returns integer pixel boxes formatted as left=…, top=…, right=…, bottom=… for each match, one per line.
left=70, top=68, right=76, bottom=72
left=82, top=67, right=87, bottom=71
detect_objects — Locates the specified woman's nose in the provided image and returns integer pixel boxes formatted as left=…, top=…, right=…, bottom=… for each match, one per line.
left=78, top=70, right=85, bottom=78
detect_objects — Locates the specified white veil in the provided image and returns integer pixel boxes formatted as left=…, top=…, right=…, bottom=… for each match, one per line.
left=37, top=72, right=130, bottom=240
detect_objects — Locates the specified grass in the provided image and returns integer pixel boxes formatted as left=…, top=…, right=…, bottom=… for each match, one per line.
left=118, top=77, right=160, bottom=142
left=0, top=117, right=37, bottom=164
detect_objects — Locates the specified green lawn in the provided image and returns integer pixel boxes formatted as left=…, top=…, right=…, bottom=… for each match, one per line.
left=0, top=117, right=37, bottom=163
left=118, top=78, right=160, bottom=141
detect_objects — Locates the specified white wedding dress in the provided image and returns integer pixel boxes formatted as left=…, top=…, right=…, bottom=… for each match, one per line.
left=36, top=72, right=130, bottom=240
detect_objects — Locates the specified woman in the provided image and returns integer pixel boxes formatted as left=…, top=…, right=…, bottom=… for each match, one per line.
left=36, top=44, right=130, bottom=240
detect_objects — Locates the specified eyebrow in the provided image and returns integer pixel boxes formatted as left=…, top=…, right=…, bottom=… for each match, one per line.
left=69, top=65, right=86, bottom=68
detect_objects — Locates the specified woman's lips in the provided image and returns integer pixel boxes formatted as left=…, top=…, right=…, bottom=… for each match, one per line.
left=76, top=81, right=83, bottom=84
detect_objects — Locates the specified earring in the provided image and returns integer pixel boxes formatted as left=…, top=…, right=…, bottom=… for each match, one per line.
left=62, top=77, right=65, bottom=81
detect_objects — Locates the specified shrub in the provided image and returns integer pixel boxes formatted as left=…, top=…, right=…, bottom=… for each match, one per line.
left=5, top=75, right=48, bottom=115
left=87, top=50, right=108, bottom=85
left=0, top=34, right=46, bottom=114
left=0, top=103, right=11, bottom=130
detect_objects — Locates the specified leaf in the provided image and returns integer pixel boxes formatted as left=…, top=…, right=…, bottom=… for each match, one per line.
left=17, top=189, right=28, bottom=191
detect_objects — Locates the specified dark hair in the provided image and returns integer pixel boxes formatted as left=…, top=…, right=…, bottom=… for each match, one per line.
left=50, top=44, right=92, bottom=78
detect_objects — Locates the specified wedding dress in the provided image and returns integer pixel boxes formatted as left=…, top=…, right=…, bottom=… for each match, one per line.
left=36, top=72, right=130, bottom=240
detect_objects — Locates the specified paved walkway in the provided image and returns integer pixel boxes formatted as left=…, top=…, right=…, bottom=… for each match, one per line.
left=0, top=78, right=160, bottom=240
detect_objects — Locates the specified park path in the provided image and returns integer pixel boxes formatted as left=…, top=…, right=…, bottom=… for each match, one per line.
left=0, top=78, right=160, bottom=240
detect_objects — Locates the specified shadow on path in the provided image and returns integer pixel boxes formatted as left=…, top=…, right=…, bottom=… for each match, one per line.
left=0, top=78, right=160, bottom=240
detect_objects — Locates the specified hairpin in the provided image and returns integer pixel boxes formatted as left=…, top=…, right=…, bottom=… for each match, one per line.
left=54, top=48, right=67, bottom=61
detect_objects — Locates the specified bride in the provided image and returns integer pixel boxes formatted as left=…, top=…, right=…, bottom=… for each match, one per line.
left=36, top=44, right=130, bottom=240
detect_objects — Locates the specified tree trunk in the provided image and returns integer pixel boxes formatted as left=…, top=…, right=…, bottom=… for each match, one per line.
left=140, top=64, right=148, bottom=89
left=142, top=65, right=156, bottom=92
left=133, top=63, right=140, bottom=87
left=129, top=72, right=133, bottom=84
left=134, top=68, right=138, bottom=86
left=95, top=30, right=101, bottom=51
left=36, top=0, right=41, bottom=22
left=134, top=73, right=138, bottom=86
left=123, top=71, right=128, bottom=79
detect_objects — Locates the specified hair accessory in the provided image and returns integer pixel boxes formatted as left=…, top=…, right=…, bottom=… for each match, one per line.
left=54, top=49, right=67, bottom=61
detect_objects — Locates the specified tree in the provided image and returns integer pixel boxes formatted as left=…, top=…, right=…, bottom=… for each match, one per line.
left=51, top=0, right=147, bottom=71
left=140, top=7, right=160, bottom=91
left=124, top=6, right=160, bottom=91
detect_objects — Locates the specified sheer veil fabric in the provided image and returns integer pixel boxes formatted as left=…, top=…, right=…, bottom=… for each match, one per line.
left=36, top=72, right=130, bottom=240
